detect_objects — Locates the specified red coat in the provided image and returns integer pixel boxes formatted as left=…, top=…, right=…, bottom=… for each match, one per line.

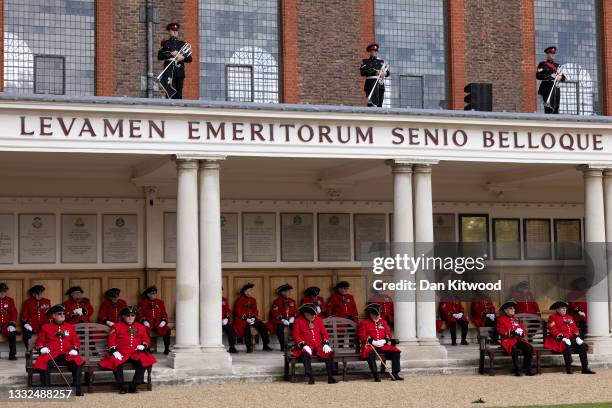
left=137, top=298, right=171, bottom=337
left=267, top=296, right=297, bottom=332
left=568, top=299, right=587, bottom=325
left=0, top=296, right=18, bottom=336
left=544, top=313, right=580, bottom=353
left=21, top=297, right=51, bottom=333
left=369, top=295, right=394, bottom=326
left=497, top=315, right=533, bottom=355
left=97, top=299, right=128, bottom=325
left=222, top=297, right=231, bottom=320
left=32, top=321, right=85, bottom=370
left=358, top=318, right=400, bottom=359
left=99, top=321, right=157, bottom=370
left=291, top=316, right=333, bottom=359
left=439, top=299, right=468, bottom=324
left=326, top=293, right=358, bottom=321
left=63, top=298, right=94, bottom=324
left=232, top=295, right=261, bottom=337
left=301, top=295, right=326, bottom=316
left=512, top=291, right=541, bottom=316
left=471, top=299, right=496, bottom=327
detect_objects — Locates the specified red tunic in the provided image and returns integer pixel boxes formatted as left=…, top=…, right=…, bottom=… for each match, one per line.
left=358, top=318, right=400, bottom=359
left=137, top=298, right=171, bottom=337
left=97, top=299, right=128, bottom=325
left=63, top=298, right=94, bottom=324
left=267, top=296, right=297, bottom=332
left=0, top=296, right=18, bottom=336
left=21, top=297, right=51, bottom=333
left=368, top=295, right=394, bottom=326
left=301, top=295, right=326, bottom=316
left=326, top=293, right=358, bottom=320
left=544, top=313, right=580, bottom=353
left=32, top=321, right=85, bottom=370
left=232, top=295, right=261, bottom=337
left=439, top=299, right=468, bottom=324
left=471, top=299, right=496, bottom=327
left=222, top=297, right=231, bottom=320
left=291, top=316, right=333, bottom=359
left=496, top=315, right=533, bottom=355
left=512, top=291, right=541, bottom=316
left=99, top=321, right=157, bottom=370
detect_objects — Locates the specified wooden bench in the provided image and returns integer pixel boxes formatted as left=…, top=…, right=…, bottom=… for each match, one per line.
left=26, top=323, right=153, bottom=392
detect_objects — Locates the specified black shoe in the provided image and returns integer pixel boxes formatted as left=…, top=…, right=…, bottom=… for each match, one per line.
left=565, top=367, right=573, bottom=374
left=328, top=377, right=338, bottom=384
left=128, top=384, right=139, bottom=393
left=308, top=376, right=315, bottom=385
left=262, top=345, right=273, bottom=351
left=75, top=388, right=84, bottom=397
left=119, top=385, right=128, bottom=394
left=8, top=355, right=16, bottom=361
left=460, top=340, right=469, bottom=345
left=163, top=349, right=170, bottom=355
left=451, top=342, right=457, bottom=346
left=228, top=346, right=238, bottom=354
left=525, top=370, right=536, bottom=376
left=246, top=348, right=253, bottom=353
left=392, top=374, right=404, bottom=381
left=374, top=377, right=381, bottom=382
left=581, top=368, right=596, bottom=374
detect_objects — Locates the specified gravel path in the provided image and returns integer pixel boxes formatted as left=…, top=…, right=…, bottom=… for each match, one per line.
left=6, top=370, right=612, bottom=408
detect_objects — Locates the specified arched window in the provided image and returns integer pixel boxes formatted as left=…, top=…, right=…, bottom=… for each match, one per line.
left=3, top=32, right=33, bottom=91
left=228, top=46, right=279, bottom=103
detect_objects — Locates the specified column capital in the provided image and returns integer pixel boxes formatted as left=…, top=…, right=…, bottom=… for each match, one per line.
left=199, top=160, right=222, bottom=170
left=578, top=164, right=607, bottom=175
left=386, top=160, right=413, bottom=174
left=175, top=158, right=199, bottom=170
left=413, top=163, right=434, bottom=174
left=603, top=168, right=612, bottom=177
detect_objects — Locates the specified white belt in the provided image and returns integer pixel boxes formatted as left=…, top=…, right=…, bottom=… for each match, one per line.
left=366, top=76, right=378, bottom=79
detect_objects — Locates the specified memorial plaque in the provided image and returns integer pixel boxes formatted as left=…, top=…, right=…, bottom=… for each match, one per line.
left=554, top=219, right=582, bottom=260
left=163, top=212, right=177, bottom=263
left=0, top=214, right=14, bottom=264
left=459, top=214, right=489, bottom=258
left=354, top=213, right=387, bottom=261
left=61, top=214, right=97, bottom=263
left=318, top=213, right=350, bottom=261
left=103, top=214, right=138, bottom=263
left=19, top=214, right=56, bottom=264
left=493, top=218, right=520, bottom=260
left=281, top=213, right=314, bottom=261
left=242, top=213, right=276, bottom=262
left=524, top=219, right=551, bottom=260
left=221, top=213, right=239, bottom=263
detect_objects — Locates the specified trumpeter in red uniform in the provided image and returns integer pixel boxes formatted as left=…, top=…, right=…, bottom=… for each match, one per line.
left=471, top=290, right=498, bottom=344
left=496, top=300, right=534, bottom=376
left=232, top=283, right=271, bottom=353
left=439, top=293, right=469, bottom=345
left=301, top=286, right=326, bottom=316
left=98, top=288, right=128, bottom=327
left=0, top=283, right=18, bottom=360
left=33, top=304, right=85, bottom=396
left=359, top=303, right=402, bottom=382
left=222, top=294, right=238, bottom=353
left=137, top=286, right=171, bottom=355
left=63, top=286, right=94, bottom=324
left=267, top=283, right=297, bottom=351
left=567, top=277, right=588, bottom=337
left=511, top=281, right=541, bottom=316
left=21, top=285, right=51, bottom=350
left=367, top=288, right=394, bottom=327
left=544, top=300, right=595, bottom=375
left=327, top=281, right=358, bottom=321
left=291, top=303, right=337, bottom=384
left=99, top=306, right=157, bottom=393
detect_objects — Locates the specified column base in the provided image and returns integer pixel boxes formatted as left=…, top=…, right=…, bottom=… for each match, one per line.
left=399, top=338, right=448, bottom=367
left=168, top=345, right=233, bottom=374
left=587, top=335, right=612, bottom=355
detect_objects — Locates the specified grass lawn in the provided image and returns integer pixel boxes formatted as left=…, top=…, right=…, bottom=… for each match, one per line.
left=501, top=403, right=612, bottom=408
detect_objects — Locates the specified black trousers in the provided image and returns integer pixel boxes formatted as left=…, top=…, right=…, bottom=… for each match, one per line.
left=449, top=320, right=468, bottom=343
left=171, top=76, right=184, bottom=100
left=40, top=354, right=82, bottom=389
left=162, top=332, right=171, bottom=352
left=562, top=342, right=589, bottom=370
left=23, top=328, right=33, bottom=350
left=485, top=318, right=499, bottom=343
left=276, top=324, right=293, bottom=350
left=222, top=323, right=237, bottom=348
left=576, top=320, right=587, bottom=338
left=244, top=320, right=270, bottom=350
left=300, top=353, right=335, bottom=378
left=364, top=80, right=385, bottom=107
left=542, top=86, right=560, bottom=114
left=114, top=359, right=146, bottom=387
left=367, top=349, right=401, bottom=377
left=6, top=331, right=16, bottom=357
left=511, top=341, right=533, bottom=372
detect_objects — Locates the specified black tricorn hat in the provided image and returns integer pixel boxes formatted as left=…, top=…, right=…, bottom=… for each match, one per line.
left=0, top=283, right=8, bottom=292
left=277, top=283, right=293, bottom=293
left=334, top=281, right=350, bottom=290
left=66, top=286, right=84, bottom=296
left=104, top=288, right=121, bottom=298
left=365, top=303, right=381, bottom=315
left=29, top=285, right=45, bottom=295
left=240, top=282, right=255, bottom=293
left=166, top=22, right=180, bottom=31
left=304, top=286, right=320, bottom=297
left=142, top=286, right=158, bottom=297
left=299, top=303, right=317, bottom=315
left=47, top=304, right=66, bottom=315
left=499, top=299, right=517, bottom=311
left=544, top=46, right=557, bottom=54
left=120, top=305, right=139, bottom=316
left=366, top=43, right=379, bottom=52
left=550, top=300, right=569, bottom=310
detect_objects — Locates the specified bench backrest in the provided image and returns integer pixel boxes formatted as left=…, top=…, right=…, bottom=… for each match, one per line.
left=284, top=317, right=359, bottom=357
left=478, top=313, right=544, bottom=349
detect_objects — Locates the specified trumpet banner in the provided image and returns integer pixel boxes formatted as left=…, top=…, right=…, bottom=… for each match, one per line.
left=159, top=64, right=177, bottom=99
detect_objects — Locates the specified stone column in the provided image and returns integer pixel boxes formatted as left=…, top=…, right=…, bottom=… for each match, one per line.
left=198, top=159, right=232, bottom=371
left=604, top=169, right=612, bottom=331
left=582, top=166, right=612, bottom=353
left=168, top=158, right=203, bottom=369
left=390, top=161, right=417, bottom=344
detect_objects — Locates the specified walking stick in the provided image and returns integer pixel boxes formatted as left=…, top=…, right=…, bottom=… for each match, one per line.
left=368, top=344, right=396, bottom=380
left=48, top=354, right=72, bottom=389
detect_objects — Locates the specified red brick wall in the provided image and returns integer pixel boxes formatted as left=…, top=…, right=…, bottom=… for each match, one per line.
left=448, top=0, right=466, bottom=110
left=602, top=0, right=612, bottom=116
left=96, top=0, right=114, bottom=96
left=521, top=0, right=536, bottom=112
left=281, top=0, right=300, bottom=103
left=183, top=0, right=199, bottom=100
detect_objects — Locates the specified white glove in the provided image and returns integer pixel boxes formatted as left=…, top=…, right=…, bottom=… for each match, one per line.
left=222, top=318, right=229, bottom=326
left=106, top=321, right=114, bottom=327
left=373, top=339, right=386, bottom=347
left=143, top=321, right=150, bottom=327
left=24, top=323, right=33, bottom=332
left=289, top=317, right=295, bottom=324
left=486, top=314, right=495, bottom=320
left=302, top=345, right=312, bottom=355
left=7, top=325, right=16, bottom=332
left=563, top=338, right=572, bottom=346
left=316, top=306, right=322, bottom=314
left=576, top=337, right=584, bottom=346
left=40, top=347, right=50, bottom=354
left=322, top=344, right=332, bottom=354
left=113, top=351, right=123, bottom=360
left=282, top=319, right=290, bottom=326
left=456, top=312, right=463, bottom=319
left=515, top=328, right=524, bottom=336
left=69, top=349, right=78, bottom=356
left=73, top=308, right=83, bottom=316
left=578, top=311, right=586, bottom=317
left=136, top=344, right=145, bottom=351
left=247, top=318, right=255, bottom=325
left=159, top=321, right=167, bottom=327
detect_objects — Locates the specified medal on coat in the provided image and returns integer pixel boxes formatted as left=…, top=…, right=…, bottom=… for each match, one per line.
left=308, top=322, right=314, bottom=329
left=128, top=328, right=138, bottom=335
